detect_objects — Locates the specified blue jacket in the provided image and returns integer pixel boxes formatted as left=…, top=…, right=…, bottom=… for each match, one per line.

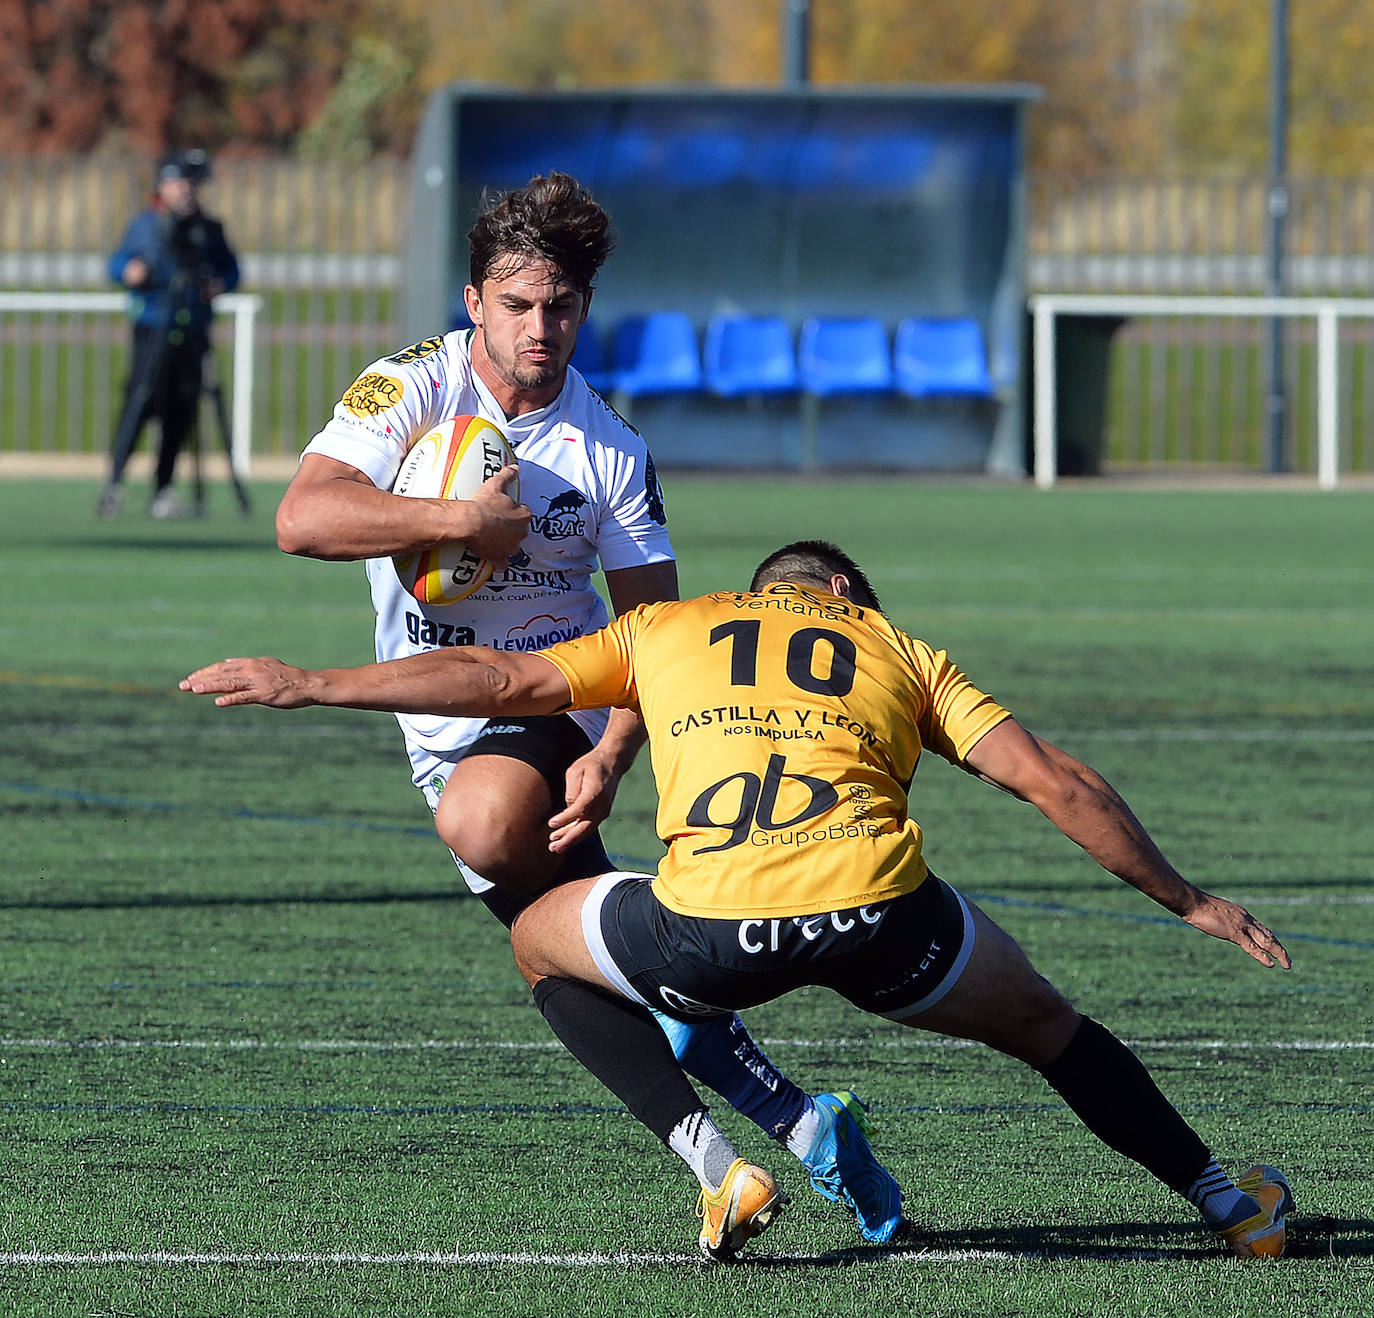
left=108, top=205, right=240, bottom=335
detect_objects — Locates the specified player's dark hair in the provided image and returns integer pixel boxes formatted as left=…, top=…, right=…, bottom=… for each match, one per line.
left=468, top=172, right=617, bottom=296
left=750, top=540, right=883, bottom=611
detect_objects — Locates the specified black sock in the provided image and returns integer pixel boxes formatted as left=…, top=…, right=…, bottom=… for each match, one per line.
left=1039, top=1016, right=1211, bottom=1196
left=531, top=975, right=705, bottom=1145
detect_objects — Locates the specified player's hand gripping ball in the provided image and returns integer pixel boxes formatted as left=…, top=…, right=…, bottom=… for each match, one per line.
left=391, top=414, right=518, bottom=605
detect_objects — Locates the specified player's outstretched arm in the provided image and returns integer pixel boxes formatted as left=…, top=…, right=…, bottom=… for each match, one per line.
left=965, top=719, right=1291, bottom=970
left=181, top=648, right=571, bottom=718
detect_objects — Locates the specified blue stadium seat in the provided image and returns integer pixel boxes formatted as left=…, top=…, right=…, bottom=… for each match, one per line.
left=569, top=320, right=612, bottom=392
left=703, top=314, right=798, bottom=397
left=797, top=316, right=892, bottom=396
left=611, top=312, right=702, bottom=397
left=893, top=316, right=994, bottom=399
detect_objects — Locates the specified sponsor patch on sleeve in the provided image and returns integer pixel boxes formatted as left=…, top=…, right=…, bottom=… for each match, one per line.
left=341, top=373, right=405, bottom=417
left=385, top=337, right=444, bottom=366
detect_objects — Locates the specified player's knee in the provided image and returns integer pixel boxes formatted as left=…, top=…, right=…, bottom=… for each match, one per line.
left=435, top=794, right=557, bottom=892
left=992, top=978, right=1078, bottom=1065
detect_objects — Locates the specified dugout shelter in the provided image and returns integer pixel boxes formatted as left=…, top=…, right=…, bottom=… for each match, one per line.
left=404, top=84, right=1038, bottom=475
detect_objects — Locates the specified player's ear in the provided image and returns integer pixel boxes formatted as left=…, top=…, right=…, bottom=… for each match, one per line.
left=830, top=573, right=850, bottom=598
left=464, top=284, right=483, bottom=327
left=578, top=286, right=593, bottom=325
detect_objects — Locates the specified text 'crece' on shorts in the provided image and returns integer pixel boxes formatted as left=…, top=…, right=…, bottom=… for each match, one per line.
left=583, top=871, right=976, bottom=1024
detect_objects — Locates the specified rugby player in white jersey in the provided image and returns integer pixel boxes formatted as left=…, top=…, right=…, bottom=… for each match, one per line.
left=270, top=173, right=902, bottom=1243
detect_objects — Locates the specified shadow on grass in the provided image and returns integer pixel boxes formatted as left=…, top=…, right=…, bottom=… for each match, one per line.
left=48, top=532, right=274, bottom=554
left=743, top=1215, right=1374, bottom=1265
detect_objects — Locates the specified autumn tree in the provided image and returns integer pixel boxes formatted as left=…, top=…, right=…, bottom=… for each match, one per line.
left=0, top=0, right=364, bottom=155
left=379, top=0, right=1164, bottom=176
left=9, top=0, right=1370, bottom=173
left=807, top=0, right=1165, bottom=175
left=1172, top=0, right=1374, bottom=175
left=384, top=0, right=734, bottom=91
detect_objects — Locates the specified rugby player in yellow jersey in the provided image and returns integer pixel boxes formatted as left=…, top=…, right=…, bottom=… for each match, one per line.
left=182, top=540, right=1294, bottom=1262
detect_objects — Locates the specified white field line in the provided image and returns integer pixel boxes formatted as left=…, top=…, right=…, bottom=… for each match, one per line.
left=0, top=1036, right=1368, bottom=1054
left=0, top=1246, right=1162, bottom=1267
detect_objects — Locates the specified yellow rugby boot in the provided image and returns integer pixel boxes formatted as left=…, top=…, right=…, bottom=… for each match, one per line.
left=697, top=1159, right=788, bottom=1262
left=1217, top=1165, right=1294, bottom=1258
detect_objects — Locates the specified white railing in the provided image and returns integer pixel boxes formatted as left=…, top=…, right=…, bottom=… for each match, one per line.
left=0, top=290, right=264, bottom=474
left=1028, top=292, right=1374, bottom=490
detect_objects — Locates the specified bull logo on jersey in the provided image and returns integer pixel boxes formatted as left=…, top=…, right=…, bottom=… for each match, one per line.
left=531, top=488, right=589, bottom=541
left=545, top=489, right=587, bottom=517
left=686, top=753, right=838, bottom=854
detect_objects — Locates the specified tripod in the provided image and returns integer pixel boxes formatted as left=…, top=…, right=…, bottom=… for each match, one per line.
left=189, top=340, right=253, bottom=517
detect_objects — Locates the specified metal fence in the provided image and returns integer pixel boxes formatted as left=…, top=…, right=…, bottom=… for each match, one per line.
left=1027, top=175, right=1374, bottom=477
left=0, top=155, right=407, bottom=461
left=6, top=158, right=1374, bottom=474
left=1028, top=173, right=1374, bottom=294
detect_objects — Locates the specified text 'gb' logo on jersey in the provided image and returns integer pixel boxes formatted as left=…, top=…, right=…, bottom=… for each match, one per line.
left=686, top=752, right=838, bottom=854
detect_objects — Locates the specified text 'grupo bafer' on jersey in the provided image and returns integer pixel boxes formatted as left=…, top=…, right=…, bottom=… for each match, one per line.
left=540, top=583, right=1011, bottom=919
left=300, top=329, right=674, bottom=758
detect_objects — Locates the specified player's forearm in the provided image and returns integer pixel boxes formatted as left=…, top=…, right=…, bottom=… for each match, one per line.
left=301, top=649, right=510, bottom=714
left=1035, top=769, right=1204, bottom=918
left=277, top=480, right=488, bottom=561
left=184, top=648, right=566, bottom=718
left=592, top=707, right=649, bottom=776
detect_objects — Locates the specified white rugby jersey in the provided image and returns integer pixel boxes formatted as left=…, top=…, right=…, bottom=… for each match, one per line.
left=301, top=329, right=675, bottom=759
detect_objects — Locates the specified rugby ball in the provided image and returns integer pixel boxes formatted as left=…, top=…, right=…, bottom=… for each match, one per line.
left=391, top=414, right=518, bottom=605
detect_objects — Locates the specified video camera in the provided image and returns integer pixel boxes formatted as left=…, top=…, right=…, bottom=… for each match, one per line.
left=163, top=212, right=220, bottom=280
left=154, top=150, right=222, bottom=284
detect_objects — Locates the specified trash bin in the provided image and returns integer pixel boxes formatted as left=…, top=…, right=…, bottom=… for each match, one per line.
left=1022, top=311, right=1127, bottom=477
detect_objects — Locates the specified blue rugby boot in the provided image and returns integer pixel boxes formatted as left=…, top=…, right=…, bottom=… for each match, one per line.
left=803, top=1091, right=903, bottom=1244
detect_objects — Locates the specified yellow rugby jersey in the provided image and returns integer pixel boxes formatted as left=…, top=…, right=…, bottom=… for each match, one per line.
left=539, top=582, right=1010, bottom=919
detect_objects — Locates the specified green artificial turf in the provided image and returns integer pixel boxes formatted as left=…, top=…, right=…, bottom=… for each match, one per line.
left=0, top=476, right=1369, bottom=1316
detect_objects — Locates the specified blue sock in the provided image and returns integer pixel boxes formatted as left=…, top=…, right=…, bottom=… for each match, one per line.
left=652, top=1009, right=808, bottom=1139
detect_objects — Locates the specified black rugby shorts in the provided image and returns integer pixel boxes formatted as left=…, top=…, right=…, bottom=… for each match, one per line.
left=586, top=872, right=974, bottom=1023
left=463, top=714, right=612, bottom=927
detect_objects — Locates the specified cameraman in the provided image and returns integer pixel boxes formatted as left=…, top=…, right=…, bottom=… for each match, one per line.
left=99, top=149, right=240, bottom=519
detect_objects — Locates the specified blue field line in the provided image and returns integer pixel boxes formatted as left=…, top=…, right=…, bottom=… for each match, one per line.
left=0, top=979, right=390, bottom=995
left=4, top=778, right=1368, bottom=953
left=3, top=1097, right=1369, bottom=1119
left=1, top=1100, right=621, bottom=1117
left=962, top=889, right=1374, bottom=952
left=0, top=780, right=435, bottom=838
